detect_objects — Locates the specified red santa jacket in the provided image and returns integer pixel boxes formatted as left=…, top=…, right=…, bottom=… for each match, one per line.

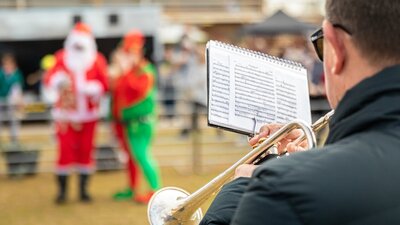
left=44, top=50, right=108, bottom=122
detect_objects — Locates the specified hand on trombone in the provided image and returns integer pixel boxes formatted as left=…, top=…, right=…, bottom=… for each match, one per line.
left=234, top=123, right=308, bottom=179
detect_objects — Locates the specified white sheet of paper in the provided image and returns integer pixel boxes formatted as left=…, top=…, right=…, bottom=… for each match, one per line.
left=207, top=41, right=311, bottom=135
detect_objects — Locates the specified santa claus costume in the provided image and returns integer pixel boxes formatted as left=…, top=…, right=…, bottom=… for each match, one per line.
left=43, top=23, right=108, bottom=204
left=110, top=30, right=161, bottom=203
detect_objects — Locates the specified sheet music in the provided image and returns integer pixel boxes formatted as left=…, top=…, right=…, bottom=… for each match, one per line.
left=275, top=78, right=298, bottom=123
left=207, top=41, right=311, bottom=135
left=233, top=61, right=276, bottom=125
left=208, top=52, right=230, bottom=124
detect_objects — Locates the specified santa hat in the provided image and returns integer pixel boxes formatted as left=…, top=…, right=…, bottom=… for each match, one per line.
left=73, top=22, right=92, bottom=35
left=122, top=29, right=145, bottom=52
left=64, top=22, right=96, bottom=52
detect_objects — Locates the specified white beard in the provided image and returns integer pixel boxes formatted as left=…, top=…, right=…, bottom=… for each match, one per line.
left=65, top=48, right=96, bottom=73
left=64, top=31, right=97, bottom=73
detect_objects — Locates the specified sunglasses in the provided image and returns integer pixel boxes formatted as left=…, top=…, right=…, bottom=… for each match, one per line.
left=310, top=24, right=352, bottom=61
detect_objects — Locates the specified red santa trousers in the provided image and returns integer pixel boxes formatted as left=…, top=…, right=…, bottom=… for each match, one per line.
left=56, top=120, right=97, bottom=174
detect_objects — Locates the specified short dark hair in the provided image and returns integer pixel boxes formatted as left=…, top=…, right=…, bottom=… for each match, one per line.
left=1, top=52, right=16, bottom=63
left=326, top=0, right=400, bottom=65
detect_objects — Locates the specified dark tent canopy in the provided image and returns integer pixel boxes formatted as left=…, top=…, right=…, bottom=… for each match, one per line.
left=242, top=10, right=317, bottom=36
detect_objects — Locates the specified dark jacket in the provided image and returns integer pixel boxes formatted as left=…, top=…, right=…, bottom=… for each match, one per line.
left=201, top=65, right=400, bottom=225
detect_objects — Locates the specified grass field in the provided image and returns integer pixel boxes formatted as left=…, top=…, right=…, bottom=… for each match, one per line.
left=0, top=168, right=220, bottom=225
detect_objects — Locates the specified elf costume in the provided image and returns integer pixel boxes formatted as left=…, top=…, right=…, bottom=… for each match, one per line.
left=111, top=30, right=161, bottom=203
left=43, top=23, right=108, bottom=204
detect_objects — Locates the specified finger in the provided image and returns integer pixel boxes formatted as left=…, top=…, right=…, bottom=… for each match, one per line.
left=249, top=129, right=274, bottom=148
left=259, top=124, right=283, bottom=135
left=248, top=134, right=260, bottom=146
left=285, top=129, right=304, bottom=140
left=286, top=143, right=300, bottom=153
left=234, top=164, right=259, bottom=179
left=258, top=130, right=270, bottom=139
left=290, top=138, right=309, bottom=149
left=298, top=139, right=309, bottom=149
left=258, top=125, right=270, bottom=134
left=278, top=139, right=291, bottom=153
left=286, top=142, right=306, bottom=153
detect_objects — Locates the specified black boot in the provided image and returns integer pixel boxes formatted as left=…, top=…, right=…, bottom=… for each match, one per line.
left=55, top=175, right=68, bottom=204
left=79, top=174, right=92, bottom=203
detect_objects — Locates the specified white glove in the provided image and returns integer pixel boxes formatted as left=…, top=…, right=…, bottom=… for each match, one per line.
left=84, top=81, right=103, bottom=97
left=49, top=71, right=71, bottom=90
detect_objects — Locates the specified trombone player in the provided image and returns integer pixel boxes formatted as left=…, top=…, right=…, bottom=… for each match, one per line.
left=200, top=0, right=400, bottom=224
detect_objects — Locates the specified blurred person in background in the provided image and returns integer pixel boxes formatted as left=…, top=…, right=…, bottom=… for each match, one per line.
left=0, top=53, right=24, bottom=144
left=158, top=46, right=177, bottom=123
left=180, top=43, right=221, bottom=137
left=43, top=23, right=108, bottom=204
left=172, top=35, right=199, bottom=137
left=283, top=36, right=312, bottom=65
left=108, top=45, right=140, bottom=202
left=109, top=30, right=161, bottom=204
left=283, top=36, right=314, bottom=76
left=26, top=54, right=56, bottom=101
left=39, top=54, right=57, bottom=102
left=177, top=33, right=223, bottom=138
left=284, top=36, right=317, bottom=97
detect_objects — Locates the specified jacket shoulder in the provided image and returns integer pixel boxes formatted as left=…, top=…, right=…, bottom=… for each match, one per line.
left=253, top=131, right=400, bottom=224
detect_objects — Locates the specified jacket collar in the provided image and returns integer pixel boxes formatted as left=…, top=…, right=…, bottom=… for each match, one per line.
left=326, top=64, right=400, bottom=144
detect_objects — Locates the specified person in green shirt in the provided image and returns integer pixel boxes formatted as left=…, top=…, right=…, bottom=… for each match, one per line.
left=0, top=53, right=24, bottom=143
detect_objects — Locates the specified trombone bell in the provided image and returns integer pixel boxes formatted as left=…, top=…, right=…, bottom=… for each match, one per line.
left=148, top=187, right=203, bottom=225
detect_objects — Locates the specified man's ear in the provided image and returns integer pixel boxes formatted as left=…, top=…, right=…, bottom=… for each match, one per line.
left=323, top=21, right=345, bottom=75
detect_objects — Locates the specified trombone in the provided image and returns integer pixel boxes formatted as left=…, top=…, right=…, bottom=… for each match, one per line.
left=148, top=110, right=334, bottom=225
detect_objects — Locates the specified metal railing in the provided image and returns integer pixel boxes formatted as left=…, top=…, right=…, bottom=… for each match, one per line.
left=0, top=97, right=331, bottom=177
left=0, top=99, right=217, bottom=176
